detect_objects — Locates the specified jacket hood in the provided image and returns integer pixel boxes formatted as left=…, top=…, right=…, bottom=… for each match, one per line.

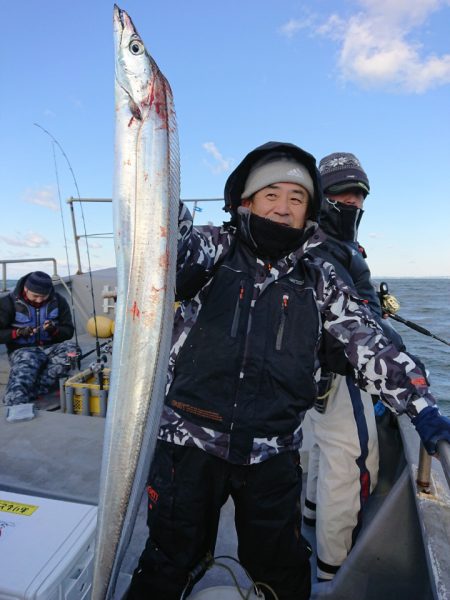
left=224, top=141, right=323, bottom=224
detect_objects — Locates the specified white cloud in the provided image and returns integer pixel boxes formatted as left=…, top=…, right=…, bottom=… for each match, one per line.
left=0, top=232, right=49, bottom=248
left=368, top=232, right=385, bottom=239
left=310, top=0, right=450, bottom=92
left=202, top=142, right=234, bottom=174
left=23, top=185, right=59, bottom=211
left=278, top=19, right=308, bottom=39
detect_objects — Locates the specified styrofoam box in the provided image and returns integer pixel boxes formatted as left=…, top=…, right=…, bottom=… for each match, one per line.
left=0, top=490, right=97, bottom=600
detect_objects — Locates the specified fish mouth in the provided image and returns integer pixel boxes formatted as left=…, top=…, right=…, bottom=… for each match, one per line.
left=113, top=4, right=126, bottom=32
left=113, top=4, right=138, bottom=36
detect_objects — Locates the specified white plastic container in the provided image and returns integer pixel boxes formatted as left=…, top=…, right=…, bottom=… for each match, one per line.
left=0, top=490, right=97, bottom=600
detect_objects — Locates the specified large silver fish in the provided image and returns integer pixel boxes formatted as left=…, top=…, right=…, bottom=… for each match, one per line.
left=91, top=5, right=179, bottom=598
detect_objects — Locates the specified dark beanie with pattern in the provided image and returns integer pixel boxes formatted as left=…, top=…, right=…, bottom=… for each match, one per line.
left=24, top=271, right=53, bottom=295
left=319, top=152, right=370, bottom=197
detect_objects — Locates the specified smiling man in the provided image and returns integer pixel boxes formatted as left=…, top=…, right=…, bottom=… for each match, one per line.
left=240, top=155, right=313, bottom=230
left=128, top=142, right=450, bottom=600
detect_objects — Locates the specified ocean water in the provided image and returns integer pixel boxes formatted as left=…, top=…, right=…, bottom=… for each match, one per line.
left=377, top=278, right=450, bottom=417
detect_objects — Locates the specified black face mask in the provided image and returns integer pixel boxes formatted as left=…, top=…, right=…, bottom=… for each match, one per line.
left=319, top=198, right=364, bottom=242
left=238, top=207, right=307, bottom=259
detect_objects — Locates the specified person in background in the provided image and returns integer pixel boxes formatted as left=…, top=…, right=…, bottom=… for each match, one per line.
left=0, top=271, right=77, bottom=405
left=127, top=141, right=450, bottom=600
left=302, top=152, right=405, bottom=581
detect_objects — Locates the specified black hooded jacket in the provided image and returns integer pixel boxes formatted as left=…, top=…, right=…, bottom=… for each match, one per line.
left=314, top=197, right=404, bottom=350
left=157, top=141, right=433, bottom=465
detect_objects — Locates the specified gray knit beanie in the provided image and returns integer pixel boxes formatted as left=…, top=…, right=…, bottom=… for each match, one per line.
left=241, top=155, right=314, bottom=199
left=319, top=152, right=370, bottom=196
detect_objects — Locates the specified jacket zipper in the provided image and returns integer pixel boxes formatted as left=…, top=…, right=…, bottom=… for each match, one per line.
left=276, top=294, right=289, bottom=351
left=36, top=307, right=41, bottom=344
left=230, top=281, right=245, bottom=338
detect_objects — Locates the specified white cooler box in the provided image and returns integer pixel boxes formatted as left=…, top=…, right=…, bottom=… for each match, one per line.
left=0, top=490, right=97, bottom=600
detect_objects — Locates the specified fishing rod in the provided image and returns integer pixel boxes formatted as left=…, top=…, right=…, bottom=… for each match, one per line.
left=379, top=281, right=450, bottom=347
left=35, top=123, right=104, bottom=376
left=80, top=341, right=112, bottom=361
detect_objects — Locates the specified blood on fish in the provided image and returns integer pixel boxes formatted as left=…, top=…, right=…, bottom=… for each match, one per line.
left=130, top=301, right=140, bottom=319
left=148, top=74, right=170, bottom=128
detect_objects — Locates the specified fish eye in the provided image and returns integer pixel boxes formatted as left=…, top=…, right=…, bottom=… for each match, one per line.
left=129, top=38, right=144, bottom=55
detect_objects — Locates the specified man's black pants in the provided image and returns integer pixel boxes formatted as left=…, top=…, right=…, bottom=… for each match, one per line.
left=127, top=441, right=311, bottom=600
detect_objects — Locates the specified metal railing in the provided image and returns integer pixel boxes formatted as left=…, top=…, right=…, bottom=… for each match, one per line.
left=417, top=440, right=450, bottom=491
left=66, top=196, right=223, bottom=274
left=437, top=440, right=450, bottom=488
left=0, top=258, right=58, bottom=292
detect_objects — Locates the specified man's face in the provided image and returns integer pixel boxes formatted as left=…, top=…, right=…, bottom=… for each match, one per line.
left=24, top=287, right=50, bottom=305
left=241, top=182, right=309, bottom=229
left=326, top=190, right=365, bottom=209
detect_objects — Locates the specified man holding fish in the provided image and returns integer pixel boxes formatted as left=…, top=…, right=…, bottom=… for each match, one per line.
left=127, top=141, right=450, bottom=600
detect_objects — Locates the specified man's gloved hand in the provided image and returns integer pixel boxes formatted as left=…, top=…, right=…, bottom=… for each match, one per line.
left=412, top=406, right=450, bottom=454
left=43, top=319, right=57, bottom=334
left=16, top=326, right=34, bottom=338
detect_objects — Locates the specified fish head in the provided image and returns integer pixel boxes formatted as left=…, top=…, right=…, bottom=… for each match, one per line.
left=113, top=4, right=159, bottom=120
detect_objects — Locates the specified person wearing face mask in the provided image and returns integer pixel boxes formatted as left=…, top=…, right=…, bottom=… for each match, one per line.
left=302, top=152, right=404, bottom=582
left=127, top=142, right=450, bottom=600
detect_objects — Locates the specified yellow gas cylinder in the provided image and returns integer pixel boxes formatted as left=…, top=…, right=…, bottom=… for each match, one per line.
left=86, top=316, right=113, bottom=338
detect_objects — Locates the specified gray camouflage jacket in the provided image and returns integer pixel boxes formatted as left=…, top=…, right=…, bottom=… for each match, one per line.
left=157, top=204, right=435, bottom=465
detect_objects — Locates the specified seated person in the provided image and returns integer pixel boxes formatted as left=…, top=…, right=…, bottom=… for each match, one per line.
left=0, top=270, right=77, bottom=405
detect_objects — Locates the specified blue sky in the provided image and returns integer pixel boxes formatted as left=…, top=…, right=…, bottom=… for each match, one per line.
left=1, top=0, right=450, bottom=279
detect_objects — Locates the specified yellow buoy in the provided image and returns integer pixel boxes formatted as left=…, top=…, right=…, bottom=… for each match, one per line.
left=86, top=316, right=113, bottom=338
left=110, top=320, right=115, bottom=335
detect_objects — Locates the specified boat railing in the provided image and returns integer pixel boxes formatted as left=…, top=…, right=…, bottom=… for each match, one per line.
left=0, top=258, right=58, bottom=292
left=67, top=196, right=223, bottom=274
left=417, top=440, right=450, bottom=491
left=0, top=258, right=89, bottom=325
left=438, top=441, right=450, bottom=488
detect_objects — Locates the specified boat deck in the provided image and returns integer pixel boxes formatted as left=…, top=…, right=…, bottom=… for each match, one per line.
left=1, top=276, right=449, bottom=598
left=0, top=336, right=440, bottom=599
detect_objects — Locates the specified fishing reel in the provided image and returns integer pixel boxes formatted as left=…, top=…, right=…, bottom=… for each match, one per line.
left=65, top=349, right=81, bottom=371
left=89, top=355, right=108, bottom=374
left=101, top=342, right=113, bottom=356
left=379, top=282, right=400, bottom=315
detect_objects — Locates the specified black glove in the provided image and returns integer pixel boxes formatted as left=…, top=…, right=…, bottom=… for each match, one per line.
left=16, top=326, right=34, bottom=338
left=43, top=319, right=57, bottom=334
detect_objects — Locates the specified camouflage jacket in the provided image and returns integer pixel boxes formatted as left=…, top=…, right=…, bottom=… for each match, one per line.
left=158, top=204, right=435, bottom=465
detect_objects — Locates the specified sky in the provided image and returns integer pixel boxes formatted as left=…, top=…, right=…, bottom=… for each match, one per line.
left=1, top=0, right=450, bottom=280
